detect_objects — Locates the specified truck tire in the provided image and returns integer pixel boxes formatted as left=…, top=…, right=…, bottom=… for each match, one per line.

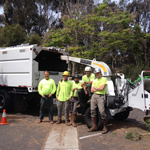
left=0, top=90, right=12, bottom=112
left=113, top=110, right=130, bottom=121
left=84, top=107, right=103, bottom=130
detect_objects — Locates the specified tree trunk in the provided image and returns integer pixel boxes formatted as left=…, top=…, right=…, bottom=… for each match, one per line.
left=72, top=62, right=75, bottom=76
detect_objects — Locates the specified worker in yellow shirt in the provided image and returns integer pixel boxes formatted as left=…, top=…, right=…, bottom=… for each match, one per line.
left=88, top=68, right=108, bottom=134
left=70, top=74, right=82, bottom=127
left=56, top=71, right=73, bottom=125
left=38, top=71, right=56, bottom=124
left=78, top=66, right=95, bottom=105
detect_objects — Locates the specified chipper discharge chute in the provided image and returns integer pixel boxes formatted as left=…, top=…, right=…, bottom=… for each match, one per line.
left=126, top=71, right=150, bottom=122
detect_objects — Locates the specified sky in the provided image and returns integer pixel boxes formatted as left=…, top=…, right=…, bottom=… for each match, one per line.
left=94, top=0, right=133, bottom=5
left=94, top=0, right=119, bottom=5
left=0, top=6, right=3, bottom=14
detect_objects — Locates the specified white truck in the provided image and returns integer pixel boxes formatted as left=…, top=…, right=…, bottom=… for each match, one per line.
left=0, top=44, right=68, bottom=112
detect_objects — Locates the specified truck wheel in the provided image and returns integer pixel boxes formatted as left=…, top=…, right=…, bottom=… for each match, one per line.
left=0, top=90, right=12, bottom=112
left=113, top=110, right=130, bottom=121
left=84, top=107, right=103, bottom=130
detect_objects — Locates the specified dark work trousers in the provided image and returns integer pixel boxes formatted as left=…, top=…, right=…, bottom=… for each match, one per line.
left=70, top=97, right=79, bottom=115
left=78, top=89, right=86, bottom=104
left=78, top=84, right=92, bottom=103
left=86, top=84, right=92, bottom=97
left=39, top=96, right=53, bottom=121
left=78, top=89, right=89, bottom=104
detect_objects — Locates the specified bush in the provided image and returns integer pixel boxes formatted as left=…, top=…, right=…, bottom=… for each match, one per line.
left=144, top=119, right=150, bottom=132
left=121, top=64, right=150, bottom=81
left=0, top=24, right=26, bottom=47
left=25, top=34, right=42, bottom=46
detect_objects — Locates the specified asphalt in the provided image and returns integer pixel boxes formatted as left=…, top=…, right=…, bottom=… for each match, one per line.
left=0, top=108, right=150, bottom=150
left=0, top=113, right=50, bottom=150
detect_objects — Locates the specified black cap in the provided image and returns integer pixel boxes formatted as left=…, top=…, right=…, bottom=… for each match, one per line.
left=74, top=74, right=80, bottom=79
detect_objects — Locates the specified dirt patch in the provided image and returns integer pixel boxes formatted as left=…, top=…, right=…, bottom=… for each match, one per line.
left=78, top=109, right=150, bottom=150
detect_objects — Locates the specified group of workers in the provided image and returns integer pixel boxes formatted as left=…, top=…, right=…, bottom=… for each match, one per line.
left=38, top=66, right=108, bottom=134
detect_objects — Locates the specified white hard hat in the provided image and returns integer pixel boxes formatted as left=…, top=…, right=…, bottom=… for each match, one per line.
left=94, top=68, right=102, bottom=73
left=85, top=66, right=91, bottom=72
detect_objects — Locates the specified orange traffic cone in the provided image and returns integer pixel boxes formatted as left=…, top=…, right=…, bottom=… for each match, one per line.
left=0, top=109, right=9, bottom=125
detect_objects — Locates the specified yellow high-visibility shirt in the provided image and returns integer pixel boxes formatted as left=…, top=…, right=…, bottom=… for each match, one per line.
left=92, top=77, right=108, bottom=95
left=38, top=78, right=56, bottom=96
left=71, top=81, right=82, bottom=97
left=56, top=80, right=73, bottom=101
left=82, top=73, right=95, bottom=83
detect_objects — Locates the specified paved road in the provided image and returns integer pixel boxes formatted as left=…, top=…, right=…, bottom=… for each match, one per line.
left=0, top=113, right=50, bottom=150
left=0, top=108, right=150, bottom=150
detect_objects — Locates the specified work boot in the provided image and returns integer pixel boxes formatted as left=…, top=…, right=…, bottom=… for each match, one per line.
left=72, top=115, right=77, bottom=127
left=87, top=98, right=91, bottom=103
left=88, top=117, right=98, bottom=132
left=101, top=120, right=108, bottom=134
left=75, top=114, right=77, bottom=121
left=37, top=119, right=42, bottom=123
left=65, top=120, right=71, bottom=126
left=68, top=116, right=73, bottom=126
left=56, top=120, right=61, bottom=124
left=76, top=102, right=84, bottom=108
left=49, top=120, right=54, bottom=124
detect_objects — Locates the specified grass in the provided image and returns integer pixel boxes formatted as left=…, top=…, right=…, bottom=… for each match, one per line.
left=125, top=131, right=141, bottom=141
left=125, top=132, right=133, bottom=140
left=144, top=118, right=150, bottom=132
left=112, top=132, right=117, bottom=135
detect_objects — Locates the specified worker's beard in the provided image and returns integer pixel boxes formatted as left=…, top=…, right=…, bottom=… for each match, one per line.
left=97, top=74, right=102, bottom=79
left=45, top=77, right=49, bottom=80
left=64, top=78, right=68, bottom=81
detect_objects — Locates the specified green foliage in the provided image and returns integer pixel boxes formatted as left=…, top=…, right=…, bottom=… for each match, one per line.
left=125, top=132, right=133, bottom=139
left=121, top=64, right=150, bottom=81
left=4, top=0, right=13, bottom=25
left=112, top=132, right=117, bottom=135
left=0, top=24, right=26, bottom=47
left=43, top=2, right=140, bottom=63
left=125, top=131, right=141, bottom=141
left=43, top=28, right=73, bottom=48
left=145, top=119, right=150, bottom=132
left=0, top=0, right=146, bottom=74
left=25, top=34, right=42, bottom=46
left=3, top=0, right=49, bottom=35
left=0, top=0, right=150, bottom=76
left=0, top=14, right=5, bottom=24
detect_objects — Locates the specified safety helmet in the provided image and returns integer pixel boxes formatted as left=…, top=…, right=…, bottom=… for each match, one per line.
left=85, top=66, right=91, bottom=72
left=94, top=68, right=101, bottom=74
left=63, top=71, right=69, bottom=76
left=74, top=74, right=80, bottom=79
